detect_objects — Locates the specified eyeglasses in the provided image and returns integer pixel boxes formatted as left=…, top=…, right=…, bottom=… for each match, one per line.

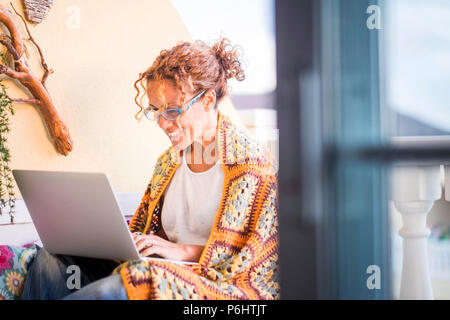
left=144, top=89, right=207, bottom=122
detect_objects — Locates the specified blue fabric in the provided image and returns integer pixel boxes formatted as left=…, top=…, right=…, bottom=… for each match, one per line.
left=63, top=274, right=127, bottom=300
left=21, top=248, right=128, bottom=300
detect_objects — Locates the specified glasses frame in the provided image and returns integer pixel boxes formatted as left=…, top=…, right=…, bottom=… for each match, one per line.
left=144, top=89, right=208, bottom=122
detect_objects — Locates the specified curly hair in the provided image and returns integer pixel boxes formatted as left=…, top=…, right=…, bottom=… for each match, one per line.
left=134, top=37, right=245, bottom=120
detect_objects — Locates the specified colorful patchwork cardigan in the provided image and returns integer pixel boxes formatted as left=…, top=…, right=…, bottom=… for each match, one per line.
left=112, top=112, right=279, bottom=300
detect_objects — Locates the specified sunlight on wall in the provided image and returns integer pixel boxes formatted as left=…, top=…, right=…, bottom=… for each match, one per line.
left=1, top=0, right=190, bottom=198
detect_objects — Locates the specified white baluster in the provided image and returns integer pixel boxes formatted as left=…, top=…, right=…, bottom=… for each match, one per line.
left=444, top=166, right=450, bottom=202
left=390, top=165, right=441, bottom=299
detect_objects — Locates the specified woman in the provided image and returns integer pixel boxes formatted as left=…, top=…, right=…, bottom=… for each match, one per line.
left=22, top=38, right=279, bottom=300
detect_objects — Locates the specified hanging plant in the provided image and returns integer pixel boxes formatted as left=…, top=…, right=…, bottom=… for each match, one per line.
left=0, top=77, right=15, bottom=223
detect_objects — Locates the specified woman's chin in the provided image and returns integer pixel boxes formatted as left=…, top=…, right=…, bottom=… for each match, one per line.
left=171, top=138, right=187, bottom=151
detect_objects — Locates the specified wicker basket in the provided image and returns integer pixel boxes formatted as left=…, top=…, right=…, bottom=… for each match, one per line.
left=22, top=0, right=53, bottom=24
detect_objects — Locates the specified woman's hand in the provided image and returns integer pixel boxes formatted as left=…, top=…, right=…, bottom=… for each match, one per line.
left=132, top=232, right=204, bottom=263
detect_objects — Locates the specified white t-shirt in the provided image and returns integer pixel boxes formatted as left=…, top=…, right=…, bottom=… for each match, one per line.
left=161, top=150, right=224, bottom=246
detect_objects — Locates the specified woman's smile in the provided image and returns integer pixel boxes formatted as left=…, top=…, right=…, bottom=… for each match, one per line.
left=167, top=129, right=183, bottom=144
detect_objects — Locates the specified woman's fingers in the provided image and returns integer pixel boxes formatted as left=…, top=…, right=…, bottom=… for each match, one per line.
left=134, top=234, right=162, bottom=252
left=132, top=232, right=143, bottom=242
left=131, top=234, right=181, bottom=259
left=131, top=235, right=188, bottom=260
left=135, top=237, right=151, bottom=251
left=140, top=244, right=160, bottom=257
left=134, top=235, right=147, bottom=246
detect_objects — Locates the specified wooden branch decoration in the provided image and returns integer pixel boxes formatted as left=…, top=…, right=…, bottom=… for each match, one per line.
left=11, top=4, right=53, bottom=87
left=0, top=3, right=72, bottom=156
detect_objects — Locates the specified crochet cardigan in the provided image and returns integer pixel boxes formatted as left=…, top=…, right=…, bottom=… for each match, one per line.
left=112, top=112, right=279, bottom=300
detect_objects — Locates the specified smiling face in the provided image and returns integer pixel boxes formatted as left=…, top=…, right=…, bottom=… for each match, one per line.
left=146, top=80, right=218, bottom=152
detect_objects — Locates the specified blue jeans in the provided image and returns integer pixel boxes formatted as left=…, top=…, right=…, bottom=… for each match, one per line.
left=21, top=248, right=128, bottom=300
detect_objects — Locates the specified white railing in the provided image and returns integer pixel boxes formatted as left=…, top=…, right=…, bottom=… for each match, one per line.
left=389, top=136, right=450, bottom=299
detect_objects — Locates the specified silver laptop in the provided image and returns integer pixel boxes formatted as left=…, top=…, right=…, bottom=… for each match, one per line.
left=12, top=169, right=196, bottom=265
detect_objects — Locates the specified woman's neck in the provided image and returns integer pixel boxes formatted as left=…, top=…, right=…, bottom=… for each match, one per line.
left=184, top=111, right=219, bottom=172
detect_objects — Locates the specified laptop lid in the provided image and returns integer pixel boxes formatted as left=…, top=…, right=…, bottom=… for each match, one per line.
left=12, top=170, right=141, bottom=261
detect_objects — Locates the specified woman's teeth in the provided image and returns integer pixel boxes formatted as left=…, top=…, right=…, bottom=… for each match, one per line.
left=168, top=130, right=181, bottom=139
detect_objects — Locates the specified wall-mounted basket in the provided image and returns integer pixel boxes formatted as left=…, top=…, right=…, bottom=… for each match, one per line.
left=22, top=0, right=53, bottom=24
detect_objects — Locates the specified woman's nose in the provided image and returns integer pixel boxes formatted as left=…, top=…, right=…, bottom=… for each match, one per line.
left=157, top=116, right=171, bottom=130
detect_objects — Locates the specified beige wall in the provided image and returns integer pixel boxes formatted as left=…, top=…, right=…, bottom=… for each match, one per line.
left=0, top=0, right=241, bottom=198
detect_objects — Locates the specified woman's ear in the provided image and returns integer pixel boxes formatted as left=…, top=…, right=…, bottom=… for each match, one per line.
left=203, top=89, right=217, bottom=112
